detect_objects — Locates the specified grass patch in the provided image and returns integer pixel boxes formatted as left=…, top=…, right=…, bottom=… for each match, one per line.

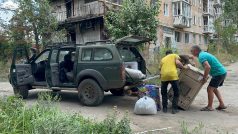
left=180, top=121, right=204, bottom=134
left=0, top=92, right=132, bottom=134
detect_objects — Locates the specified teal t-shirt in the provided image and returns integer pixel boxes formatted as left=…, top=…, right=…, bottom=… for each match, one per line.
left=198, top=51, right=226, bottom=77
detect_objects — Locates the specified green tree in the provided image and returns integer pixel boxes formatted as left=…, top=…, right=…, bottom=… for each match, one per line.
left=223, top=0, right=238, bottom=26
left=214, top=17, right=237, bottom=51
left=105, top=0, right=160, bottom=41
left=15, top=0, right=57, bottom=51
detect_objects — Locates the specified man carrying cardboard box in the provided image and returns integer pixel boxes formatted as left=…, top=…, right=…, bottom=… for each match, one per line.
left=159, top=50, right=187, bottom=114
left=191, top=45, right=227, bottom=111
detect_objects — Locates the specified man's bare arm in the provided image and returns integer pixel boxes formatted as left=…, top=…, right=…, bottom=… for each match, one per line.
left=176, top=59, right=186, bottom=69
left=202, top=61, right=211, bottom=83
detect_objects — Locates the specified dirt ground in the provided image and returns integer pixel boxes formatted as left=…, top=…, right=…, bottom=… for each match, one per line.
left=1, top=63, right=238, bottom=133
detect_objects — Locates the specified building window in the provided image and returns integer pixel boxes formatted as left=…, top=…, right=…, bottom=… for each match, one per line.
left=193, top=34, right=196, bottom=43
left=173, top=2, right=181, bottom=16
left=204, top=36, right=208, bottom=44
left=164, top=3, right=169, bottom=16
left=175, top=31, right=181, bottom=42
left=199, top=17, right=202, bottom=26
left=193, top=16, right=196, bottom=25
left=199, top=35, right=202, bottom=44
left=185, top=33, right=189, bottom=43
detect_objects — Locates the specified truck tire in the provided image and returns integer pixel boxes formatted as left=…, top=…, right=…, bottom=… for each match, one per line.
left=78, top=79, right=104, bottom=106
left=13, top=85, right=29, bottom=99
left=110, top=89, right=124, bottom=96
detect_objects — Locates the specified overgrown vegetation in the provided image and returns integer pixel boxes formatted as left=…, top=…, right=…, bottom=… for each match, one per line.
left=105, top=0, right=160, bottom=41
left=180, top=121, right=204, bottom=134
left=206, top=0, right=238, bottom=64
left=0, top=92, right=132, bottom=134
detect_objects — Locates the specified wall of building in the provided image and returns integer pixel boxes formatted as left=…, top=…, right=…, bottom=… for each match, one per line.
left=156, top=0, right=208, bottom=54
left=76, top=19, right=102, bottom=44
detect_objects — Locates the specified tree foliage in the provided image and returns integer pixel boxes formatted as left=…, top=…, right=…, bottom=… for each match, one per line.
left=14, top=0, right=58, bottom=50
left=105, top=0, right=160, bottom=41
left=214, top=17, right=237, bottom=51
left=223, top=0, right=238, bottom=26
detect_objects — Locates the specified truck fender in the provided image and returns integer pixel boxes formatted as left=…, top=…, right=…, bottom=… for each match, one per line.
left=76, top=69, right=107, bottom=90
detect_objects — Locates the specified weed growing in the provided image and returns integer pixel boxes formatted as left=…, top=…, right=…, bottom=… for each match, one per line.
left=0, top=92, right=132, bottom=134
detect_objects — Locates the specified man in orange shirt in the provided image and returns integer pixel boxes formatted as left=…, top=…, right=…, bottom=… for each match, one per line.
left=160, top=50, right=187, bottom=114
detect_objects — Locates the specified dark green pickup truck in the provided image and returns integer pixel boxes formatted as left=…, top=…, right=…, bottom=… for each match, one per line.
left=9, top=36, right=151, bottom=106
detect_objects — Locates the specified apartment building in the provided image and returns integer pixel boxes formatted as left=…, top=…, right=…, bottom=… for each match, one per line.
left=156, top=0, right=221, bottom=54
left=51, top=0, right=222, bottom=54
left=51, top=0, right=122, bottom=44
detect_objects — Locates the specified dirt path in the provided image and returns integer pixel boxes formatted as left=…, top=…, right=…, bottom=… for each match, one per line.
left=1, top=63, right=238, bottom=133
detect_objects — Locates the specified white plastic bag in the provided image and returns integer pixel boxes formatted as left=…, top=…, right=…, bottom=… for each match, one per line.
left=125, top=68, right=146, bottom=79
left=134, top=96, right=157, bottom=115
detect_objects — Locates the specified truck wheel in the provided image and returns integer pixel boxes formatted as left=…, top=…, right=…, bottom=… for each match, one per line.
left=13, top=85, right=29, bottom=99
left=110, top=89, right=124, bottom=96
left=78, top=79, right=104, bottom=106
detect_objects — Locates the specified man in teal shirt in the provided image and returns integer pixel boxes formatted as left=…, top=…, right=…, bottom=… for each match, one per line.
left=191, top=45, right=227, bottom=111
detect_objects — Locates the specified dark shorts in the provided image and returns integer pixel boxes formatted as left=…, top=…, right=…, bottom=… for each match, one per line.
left=209, top=73, right=227, bottom=88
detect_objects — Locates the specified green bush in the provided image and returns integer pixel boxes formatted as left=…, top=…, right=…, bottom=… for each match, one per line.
left=207, top=44, right=238, bottom=64
left=0, top=92, right=132, bottom=134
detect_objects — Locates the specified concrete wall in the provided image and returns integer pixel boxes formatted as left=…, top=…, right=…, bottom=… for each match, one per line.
left=156, top=0, right=208, bottom=55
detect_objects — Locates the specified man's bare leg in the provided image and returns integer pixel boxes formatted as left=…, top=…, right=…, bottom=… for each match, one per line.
left=213, top=89, right=225, bottom=107
left=207, top=86, right=215, bottom=109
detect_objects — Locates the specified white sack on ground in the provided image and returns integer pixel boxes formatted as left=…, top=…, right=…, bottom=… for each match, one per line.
left=134, top=96, right=157, bottom=115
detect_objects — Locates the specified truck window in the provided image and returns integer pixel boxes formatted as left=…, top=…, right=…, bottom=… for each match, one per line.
left=118, top=48, right=136, bottom=62
left=50, top=50, right=58, bottom=63
left=81, top=49, right=92, bottom=61
left=35, top=51, right=50, bottom=63
left=59, top=51, right=70, bottom=63
left=93, top=48, right=113, bottom=61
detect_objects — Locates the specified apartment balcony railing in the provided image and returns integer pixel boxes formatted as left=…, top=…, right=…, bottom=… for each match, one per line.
left=53, top=1, right=105, bottom=23
left=173, top=15, right=192, bottom=28
left=204, top=25, right=214, bottom=34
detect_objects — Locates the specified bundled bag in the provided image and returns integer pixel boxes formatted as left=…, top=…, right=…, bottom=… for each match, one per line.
left=125, top=68, right=146, bottom=80
left=134, top=96, right=157, bottom=115
left=138, top=85, right=161, bottom=111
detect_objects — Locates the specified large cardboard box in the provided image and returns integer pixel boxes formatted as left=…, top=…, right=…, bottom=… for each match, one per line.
left=168, top=65, right=205, bottom=110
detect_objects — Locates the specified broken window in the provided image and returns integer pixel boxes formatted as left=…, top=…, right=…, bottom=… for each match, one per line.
left=173, top=1, right=190, bottom=17
left=173, top=2, right=181, bottom=16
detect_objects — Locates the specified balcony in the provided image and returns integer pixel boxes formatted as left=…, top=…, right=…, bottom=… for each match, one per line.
left=214, top=0, right=222, bottom=7
left=203, top=25, right=214, bottom=34
left=53, top=1, right=105, bottom=23
left=173, top=15, right=192, bottom=28
left=203, top=7, right=213, bottom=16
